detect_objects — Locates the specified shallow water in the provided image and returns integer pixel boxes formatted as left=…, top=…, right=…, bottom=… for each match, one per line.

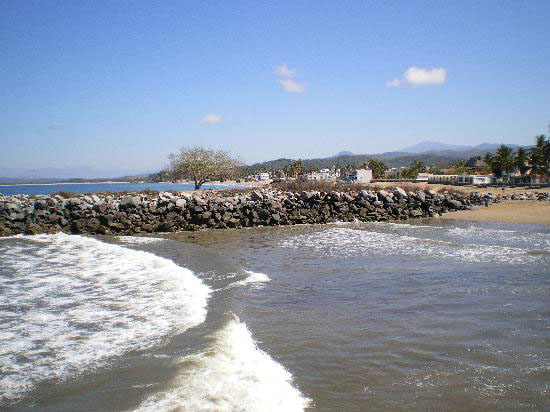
left=1, top=218, right=549, bottom=410
left=0, top=182, right=247, bottom=196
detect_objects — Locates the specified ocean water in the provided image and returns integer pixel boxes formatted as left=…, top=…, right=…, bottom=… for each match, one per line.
left=0, top=182, right=247, bottom=196
left=1, top=218, right=549, bottom=411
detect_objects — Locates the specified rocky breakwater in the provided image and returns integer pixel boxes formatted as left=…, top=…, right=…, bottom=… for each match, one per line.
left=0, top=188, right=547, bottom=237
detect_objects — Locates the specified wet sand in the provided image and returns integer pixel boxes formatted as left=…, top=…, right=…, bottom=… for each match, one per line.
left=441, top=200, right=550, bottom=226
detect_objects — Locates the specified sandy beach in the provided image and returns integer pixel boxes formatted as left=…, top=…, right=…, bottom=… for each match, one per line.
left=370, top=181, right=550, bottom=195
left=441, top=200, right=550, bottom=226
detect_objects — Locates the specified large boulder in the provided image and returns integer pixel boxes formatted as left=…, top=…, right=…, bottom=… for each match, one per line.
left=175, top=198, right=187, bottom=209
left=393, top=187, right=407, bottom=198
left=377, top=190, right=393, bottom=203
left=250, top=191, right=264, bottom=202
left=120, top=195, right=140, bottom=208
left=447, top=199, right=463, bottom=209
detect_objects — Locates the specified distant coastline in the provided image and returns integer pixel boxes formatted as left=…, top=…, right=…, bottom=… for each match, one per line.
left=0, top=179, right=264, bottom=188
left=0, top=181, right=132, bottom=187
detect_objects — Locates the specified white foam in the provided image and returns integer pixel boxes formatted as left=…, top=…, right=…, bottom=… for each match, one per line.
left=216, top=270, right=271, bottom=292
left=280, top=227, right=543, bottom=264
left=445, top=226, right=550, bottom=251
left=0, top=233, right=211, bottom=401
left=240, top=270, right=271, bottom=285
left=116, top=235, right=166, bottom=244
left=136, top=317, right=310, bottom=412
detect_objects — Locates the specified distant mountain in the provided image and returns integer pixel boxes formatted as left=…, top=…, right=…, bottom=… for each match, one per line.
left=244, top=141, right=531, bottom=173
left=329, top=151, right=354, bottom=158
left=0, top=166, right=158, bottom=180
left=399, top=141, right=467, bottom=153
left=400, top=141, right=522, bottom=154
left=243, top=151, right=463, bottom=173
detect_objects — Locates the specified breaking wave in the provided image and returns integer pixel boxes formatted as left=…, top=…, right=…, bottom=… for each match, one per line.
left=136, top=317, right=310, bottom=412
left=0, top=233, right=211, bottom=402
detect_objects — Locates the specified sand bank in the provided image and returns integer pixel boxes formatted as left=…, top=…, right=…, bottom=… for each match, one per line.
left=441, top=200, right=550, bottom=226
left=370, top=182, right=550, bottom=195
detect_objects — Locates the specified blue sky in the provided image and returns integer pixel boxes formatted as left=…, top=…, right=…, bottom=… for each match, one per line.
left=1, top=0, right=549, bottom=172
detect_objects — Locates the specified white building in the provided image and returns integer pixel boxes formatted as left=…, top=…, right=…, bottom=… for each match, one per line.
left=428, top=174, right=492, bottom=185
left=299, top=168, right=340, bottom=182
left=345, top=167, right=372, bottom=183
left=456, top=174, right=492, bottom=185
left=256, top=172, right=271, bottom=181
left=415, top=173, right=431, bottom=182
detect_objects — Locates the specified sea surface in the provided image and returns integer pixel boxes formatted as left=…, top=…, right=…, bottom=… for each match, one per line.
left=1, top=218, right=549, bottom=411
left=0, top=182, right=248, bottom=196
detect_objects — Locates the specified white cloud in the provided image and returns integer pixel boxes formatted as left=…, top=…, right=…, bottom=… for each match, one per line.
left=274, top=63, right=307, bottom=93
left=385, top=78, right=402, bottom=88
left=274, top=63, right=296, bottom=78
left=200, top=113, right=222, bottom=124
left=385, top=66, right=447, bottom=88
left=279, top=78, right=307, bottom=93
left=404, top=66, right=446, bottom=86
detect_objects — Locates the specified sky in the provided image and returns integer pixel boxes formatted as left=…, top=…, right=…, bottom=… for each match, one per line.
left=1, top=0, right=549, bottom=173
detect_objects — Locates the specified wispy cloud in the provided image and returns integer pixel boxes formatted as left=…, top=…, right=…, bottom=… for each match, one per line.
left=200, top=113, right=222, bottom=124
left=404, top=67, right=446, bottom=86
left=274, top=63, right=296, bottom=78
left=279, top=78, right=307, bottom=93
left=386, top=66, right=447, bottom=88
left=385, top=79, right=402, bottom=88
left=274, top=63, right=307, bottom=93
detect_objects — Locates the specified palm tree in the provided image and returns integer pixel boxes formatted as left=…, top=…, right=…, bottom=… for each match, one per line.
left=492, top=145, right=515, bottom=177
left=514, top=147, right=530, bottom=176
left=366, top=158, right=388, bottom=179
left=530, top=135, right=550, bottom=181
left=482, top=152, right=495, bottom=175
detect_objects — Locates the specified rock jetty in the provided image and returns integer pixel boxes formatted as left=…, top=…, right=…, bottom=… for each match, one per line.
left=0, top=189, right=549, bottom=237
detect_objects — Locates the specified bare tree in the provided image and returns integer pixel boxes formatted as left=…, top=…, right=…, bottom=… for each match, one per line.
left=168, top=146, right=241, bottom=190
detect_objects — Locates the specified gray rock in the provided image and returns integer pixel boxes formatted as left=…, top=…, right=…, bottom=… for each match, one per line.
left=393, top=187, right=407, bottom=198
left=120, top=196, right=140, bottom=207
left=250, top=191, right=264, bottom=202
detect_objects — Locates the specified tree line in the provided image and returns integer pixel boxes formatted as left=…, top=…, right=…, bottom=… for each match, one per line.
left=482, top=136, right=549, bottom=178
left=158, top=134, right=550, bottom=189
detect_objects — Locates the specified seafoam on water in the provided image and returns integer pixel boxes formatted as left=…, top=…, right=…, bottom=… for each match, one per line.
left=0, top=233, right=211, bottom=402
left=136, top=316, right=310, bottom=412
left=216, top=270, right=271, bottom=291
left=280, top=225, right=550, bottom=264
left=116, top=236, right=166, bottom=245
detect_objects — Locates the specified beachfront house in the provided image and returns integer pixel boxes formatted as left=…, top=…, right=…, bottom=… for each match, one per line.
left=456, top=174, right=492, bottom=185
left=256, top=172, right=271, bottom=181
left=465, top=156, right=488, bottom=172
left=299, top=168, right=340, bottom=182
left=428, top=174, right=492, bottom=185
left=510, top=170, right=541, bottom=185
left=345, top=167, right=373, bottom=183
left=428, top=174, right=458, bottom=184
left=415, top=173, right=431, bottom=182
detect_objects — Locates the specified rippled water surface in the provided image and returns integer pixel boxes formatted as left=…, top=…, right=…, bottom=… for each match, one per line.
left=0, top=182, right=247, bottom=196
left=1, top=218, right=549, bottom=411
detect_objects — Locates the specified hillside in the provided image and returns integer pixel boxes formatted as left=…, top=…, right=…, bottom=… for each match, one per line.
left=242, top=141, right=532, bottom=174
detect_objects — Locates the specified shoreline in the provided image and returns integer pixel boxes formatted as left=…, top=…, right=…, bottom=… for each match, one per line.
left=0, top=180, right=266, bottom=188
left=441, top=200, right=550, bottom=226
left=0, top=181, right=132, bottom=187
